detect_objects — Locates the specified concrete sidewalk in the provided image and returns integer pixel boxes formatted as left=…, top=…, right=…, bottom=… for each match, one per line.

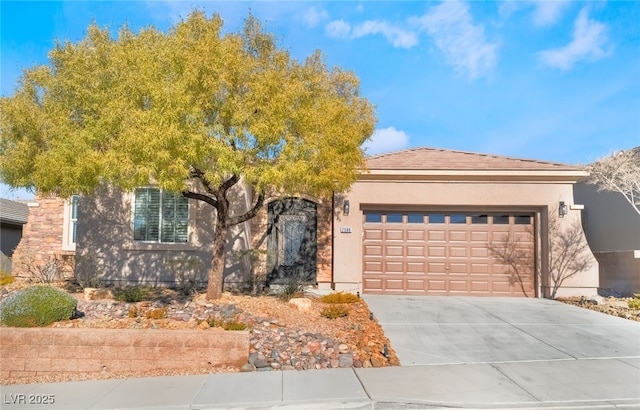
left=2, top=360, right=640, bottom=409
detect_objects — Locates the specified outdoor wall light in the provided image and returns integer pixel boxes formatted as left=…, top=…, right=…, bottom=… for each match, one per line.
left=343, top=200, right=350, bottom=216
left=559, top=201, right=568, bottom=217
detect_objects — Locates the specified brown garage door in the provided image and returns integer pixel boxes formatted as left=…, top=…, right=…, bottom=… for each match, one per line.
left=362, top=211, right=535, bottom=296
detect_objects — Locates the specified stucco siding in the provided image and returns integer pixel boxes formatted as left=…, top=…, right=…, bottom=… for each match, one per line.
left=333, top=179, right=599, bottom=297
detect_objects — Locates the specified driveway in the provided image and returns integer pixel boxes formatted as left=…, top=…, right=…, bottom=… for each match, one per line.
left=363, top=295, right=640, bottom=366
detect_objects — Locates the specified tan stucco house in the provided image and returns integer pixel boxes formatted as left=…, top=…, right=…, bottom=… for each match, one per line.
left=12, top=147, right=600, bottom=298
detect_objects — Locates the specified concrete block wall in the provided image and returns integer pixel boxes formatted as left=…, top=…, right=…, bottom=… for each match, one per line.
left=0, top=328, right=249, bottom=381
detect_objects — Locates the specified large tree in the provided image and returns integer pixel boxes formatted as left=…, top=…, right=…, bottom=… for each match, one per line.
left=0, top=12, right=376, bottom=299
left=587, top=147, right=640, bottom=215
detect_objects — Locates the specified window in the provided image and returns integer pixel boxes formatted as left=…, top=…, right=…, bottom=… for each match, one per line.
left=407, top=213, right=424, bottom=223
left=365, top=212, right=382, bottom=223
left=428, top=213, right=445, bottom=224
left=471, top=214, right=488, bottom=224
left=514, top=215, right=532, bottom=225
left=450, top=214, right=467, bottom=224
left=492, top=215, right=510, bottom=224
left=386, top=213, right=403, bottom=223
left=62, top=195, right=79, bottom=251
left=133, top=188, right=189, bottom=243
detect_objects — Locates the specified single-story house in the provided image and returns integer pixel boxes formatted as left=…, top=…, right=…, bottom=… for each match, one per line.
left=574, top=180, right=640, bottom=296
left=12, top=147, right=600, bottom=298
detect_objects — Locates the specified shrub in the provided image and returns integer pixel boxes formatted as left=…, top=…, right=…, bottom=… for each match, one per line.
left=145, top=307, right=167, bottom=319
left=128, top=305, right=138, bottom=318
left=320, top=292, right=359, bottom=304
left=321, top=304, right=349, bottom=319
left=0, top=272, right=15, bottom=286
left=0, top=285, right=77, bottom=327
left=207, top=317, right=248, bottom=330
left=114, top=286, right=153, bottom=303
left=628, top=298, right=640, bottom=310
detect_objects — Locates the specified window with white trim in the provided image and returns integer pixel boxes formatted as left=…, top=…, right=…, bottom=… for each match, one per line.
left=62, top=195, right=79, bottom=251
left=133, top=188, right=189, bottom=243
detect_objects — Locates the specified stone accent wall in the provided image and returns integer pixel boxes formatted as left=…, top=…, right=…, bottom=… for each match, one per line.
left=0, top=327, right=249, bottom=381
left=11, top=195, right=74, bottom=280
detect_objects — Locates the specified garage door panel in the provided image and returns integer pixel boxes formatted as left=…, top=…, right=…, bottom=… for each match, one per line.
left=449, top=231, right=468, bottom=241
left=385, top=261, right=404, bottom=272
left=385, top=230, right=404, bottom=241
left=406, top=262, right=425, bottom=273
left=384, top=279, right=404, bottom=290
left=363, top=211, right=535, bottom=297
left=364, top=229, right=383, bottom=240
left=364, top=245, right=382, bottom=256
left=364, top=261, right=382, bottom=273
left=449, top=246, right=467, bottom=257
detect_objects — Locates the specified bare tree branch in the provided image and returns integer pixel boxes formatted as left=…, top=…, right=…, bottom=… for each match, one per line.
left=587, top=147, right=640, bottom=215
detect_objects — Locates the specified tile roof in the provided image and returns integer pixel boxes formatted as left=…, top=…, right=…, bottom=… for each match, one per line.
left=365, top=147, right=580, bottom=171
left=0, top=198, right=29, bottom=225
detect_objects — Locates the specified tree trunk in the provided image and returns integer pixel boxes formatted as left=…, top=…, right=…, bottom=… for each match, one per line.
left=206, top=224, right=228, bottom=300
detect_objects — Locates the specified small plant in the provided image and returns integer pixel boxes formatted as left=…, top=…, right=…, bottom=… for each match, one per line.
left=0, top=285, right=77, bottom=327
left=321, top=304, right=349, bottom=319
left=145, top=307, right=167, bottom=319
left=0, top=272, right=15, bottom=286
left=114, top=286, right=153, bottom=303
left=628, top=294, right=640, bottom=310
left=207, top=317, right=248, bottom=330
left=275, top=268, right=310, bottom=302
left=128, top=305, right=138, bottom=318
left=320, top=292, right=359, bottom=304
left=73, top=253, right=104, bottom=289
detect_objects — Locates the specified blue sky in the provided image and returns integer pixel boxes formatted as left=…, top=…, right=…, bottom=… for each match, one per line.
left=1, top=1, right=639, bottom=199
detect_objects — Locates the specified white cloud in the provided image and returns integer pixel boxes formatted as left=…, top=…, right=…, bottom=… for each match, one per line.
left=539, top=8, right=610, bottom=70
left=531, top=1, right=571, bottom=27
left=304, top=6, right=328, bottom=28
left=351, top=20, right=418, bottom=49
left=325, top=19, right=417, bottom=49
left=411, top=1, right=499, bottom=79
left=325, top=20, right=351, bottom=39
left=363, top=127, right=411, bottom=155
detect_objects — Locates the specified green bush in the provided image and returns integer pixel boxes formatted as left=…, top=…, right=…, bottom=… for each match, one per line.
left=320, top=292, right=359, bottom=304
left=321, top=304, right=349, bottom=319
left=207, top=317, right=248, bottom=330
left=0, top=285, right=77, bottom=327
left=628, top=298, right=640, bottom=310
left=114, top=286, right=153, bottom=303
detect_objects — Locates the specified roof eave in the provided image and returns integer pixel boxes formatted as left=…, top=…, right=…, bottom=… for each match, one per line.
left=358, top=169, right=589, bottom=182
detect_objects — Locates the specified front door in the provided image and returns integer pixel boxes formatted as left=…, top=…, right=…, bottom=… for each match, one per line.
left=267, top=198, right=317, bottom=284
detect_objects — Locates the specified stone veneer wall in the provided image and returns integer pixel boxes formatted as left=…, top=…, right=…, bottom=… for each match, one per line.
left=11, top=195, right=74, bottom=280
left=0, top=327, right=249, bottom=380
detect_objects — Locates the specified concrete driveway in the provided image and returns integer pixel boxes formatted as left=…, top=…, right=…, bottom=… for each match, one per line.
left=363, top=295, right=640, bottom=365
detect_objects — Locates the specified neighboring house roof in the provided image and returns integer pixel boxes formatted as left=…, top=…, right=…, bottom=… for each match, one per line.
left=0, top=198, right=29, bottom=225
left=362, top=147, right=587, bottom=182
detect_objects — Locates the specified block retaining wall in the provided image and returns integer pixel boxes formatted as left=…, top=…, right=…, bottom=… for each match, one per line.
left=0, top=327, right=249, bottom=380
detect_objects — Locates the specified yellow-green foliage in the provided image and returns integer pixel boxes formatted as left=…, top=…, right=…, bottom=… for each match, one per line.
left=207, top=317, right=247, bottom=330
left=0, top=11, right=375, bottom=199
left=115, top=286, right=153, bottom=303
left=628, top=297, right=640, bottom=310
left=0, top=285, right=77, bottom=327
left=0, top=273, right=15, bottom=286
left=145, top=307, right=167, bottom=319
left=320, top=292, right=359, bottom=304
left=321, top=304, right=349, bottom=319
